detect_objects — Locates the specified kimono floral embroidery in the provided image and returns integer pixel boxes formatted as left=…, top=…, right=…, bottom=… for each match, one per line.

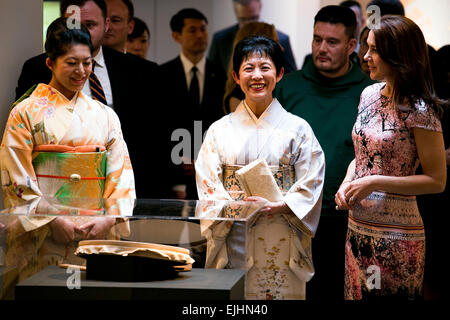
left=196, top=99, right=325, bottom=300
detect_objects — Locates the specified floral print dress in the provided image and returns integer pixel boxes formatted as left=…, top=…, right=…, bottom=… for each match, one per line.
left=345, top=83, right=442, bottom=299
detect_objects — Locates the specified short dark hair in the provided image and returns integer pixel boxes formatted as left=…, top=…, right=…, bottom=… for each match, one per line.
left=340, top=0, right=361, bottom=9
left=232, top=35, right=284, bottom=77
left=120, top=0, right=134, bottom=22
left=45, top=17, right=93, bottom=61
left=314, top=5, right=357, bottom=39
left=60, top=0, right=107, bottom=19
left=367, top=0, right=405, bottom=16
left=128, top=17, right=150, bottom=40
left=169, top=8, right=208, bottom=33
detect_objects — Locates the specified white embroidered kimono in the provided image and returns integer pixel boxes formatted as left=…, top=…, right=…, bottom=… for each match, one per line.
left=195, top=99, right=325, bottom=299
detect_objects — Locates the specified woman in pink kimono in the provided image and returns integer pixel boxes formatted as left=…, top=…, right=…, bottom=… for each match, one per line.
left=335, top=15, right=447, bottom=299
left=195, top=36, right=325, bottom=299
left=0, top=17, right=134, bottom=298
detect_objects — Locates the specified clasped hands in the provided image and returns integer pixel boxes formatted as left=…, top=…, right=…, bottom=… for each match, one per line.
left=50, top=216, right=116, bottom=245
left=243, top=195, right=292, bottom=215
left=335, top=176, right=375, bottom=210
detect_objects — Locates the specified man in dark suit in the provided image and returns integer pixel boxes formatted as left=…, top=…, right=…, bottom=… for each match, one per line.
left=160, top=8, right=226, bottom=200
left=16, top=0, right=158, bottom=117
left=208, top=0, right=297, bottom=74
left=15, top=0, right=166, bottom=199
left=103, top=0, right=134, bottom=53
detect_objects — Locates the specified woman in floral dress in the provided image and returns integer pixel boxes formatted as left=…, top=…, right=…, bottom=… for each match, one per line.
left=335, top=15, right=447, bottom=299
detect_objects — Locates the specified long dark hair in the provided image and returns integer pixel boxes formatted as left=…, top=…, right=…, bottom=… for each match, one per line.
left=373, top=15, right=445, bottom=117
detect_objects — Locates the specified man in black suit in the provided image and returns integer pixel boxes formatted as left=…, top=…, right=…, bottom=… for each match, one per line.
left=16, top=0, right=158, bottom=117
left=15, top=0, right=166, bottom=199
left=103, top=0, right=134, bottom=53
left=208, top=0, right=297, bottom=75
left=160, top=8, right=226, bottom=200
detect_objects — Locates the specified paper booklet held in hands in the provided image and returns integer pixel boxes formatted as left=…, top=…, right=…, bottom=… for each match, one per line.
left=235, top=158, right=284, bottom=202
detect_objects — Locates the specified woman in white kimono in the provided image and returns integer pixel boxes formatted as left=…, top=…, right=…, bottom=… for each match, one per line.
left=0, top=18, right=134, bottom=298
left=195, top=36, right=325, bottom=300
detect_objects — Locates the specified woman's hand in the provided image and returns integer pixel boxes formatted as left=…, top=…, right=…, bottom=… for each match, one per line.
left=78, top=217, right=116, bottom=240
left=335, top=181, right=352, bottom=210
left=244, top=196, right=292, bottom=215
left=336, top=176, right=377, bottom=209
left=50, top=217, right=81, bottom=244
left=344, top=176, right=377, bottom=207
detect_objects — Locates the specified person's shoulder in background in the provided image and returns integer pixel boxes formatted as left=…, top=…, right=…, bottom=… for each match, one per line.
left=16, top=52, right=51, bottom=100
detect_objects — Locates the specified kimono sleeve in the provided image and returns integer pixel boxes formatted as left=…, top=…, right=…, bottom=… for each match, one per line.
left=283, top=120, right=325, bottom=236
left=195, top=123, right=231, bottom=201
left=102, top=107, right=136, bottom=203
left=0, top=102, right=41, bottom=208
left=195, top=123, right=235, bottom=269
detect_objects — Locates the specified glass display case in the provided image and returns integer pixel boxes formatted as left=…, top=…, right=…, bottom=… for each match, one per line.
left=0, top=196, right=266, bottom=300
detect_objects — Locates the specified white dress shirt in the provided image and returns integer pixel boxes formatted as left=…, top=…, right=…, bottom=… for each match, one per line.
left=179, top=52, right=205, bottom=104
left=82, top=47, right=114, bottom=108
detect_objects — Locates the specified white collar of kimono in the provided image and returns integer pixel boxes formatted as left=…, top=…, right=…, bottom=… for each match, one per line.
left=92, top=46, right=105, bottom=69
left=239, top=98, right=285, bottom=125
left=179, top=52, right=206, bottom=76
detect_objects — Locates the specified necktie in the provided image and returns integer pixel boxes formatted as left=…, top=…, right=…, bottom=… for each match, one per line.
left=89, top=61, right=107, bottom=105
left=189, top=66, right=200, bottom=109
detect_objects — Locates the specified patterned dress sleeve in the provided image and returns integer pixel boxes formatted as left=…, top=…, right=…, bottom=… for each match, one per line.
left=403, top=100, right=442, bottom=132
left=0, top=101, right=41, bottom=207
left=102, top=107, right=136, bottom=201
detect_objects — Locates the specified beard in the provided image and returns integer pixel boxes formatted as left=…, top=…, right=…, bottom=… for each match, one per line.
left=313, top=55, right=349, bottom=75
left=314, top=57, right=348, bottom=73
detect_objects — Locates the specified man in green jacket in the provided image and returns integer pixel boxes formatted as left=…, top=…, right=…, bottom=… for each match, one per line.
left=275, top=5, right=375, bottom=300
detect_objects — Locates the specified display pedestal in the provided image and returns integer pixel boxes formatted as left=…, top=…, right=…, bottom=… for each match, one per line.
left=15, top=266, right=245, bottom=300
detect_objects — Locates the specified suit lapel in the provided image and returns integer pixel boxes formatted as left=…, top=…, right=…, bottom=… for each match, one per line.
left=102, top=47, right=122, bottom=113
left=174, top=56, right=189, bottom=95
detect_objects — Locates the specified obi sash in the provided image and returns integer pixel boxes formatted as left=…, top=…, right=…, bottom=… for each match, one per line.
left=32, top=145, right=107, bottom=208
left=222, top=164, right=295, bottom=200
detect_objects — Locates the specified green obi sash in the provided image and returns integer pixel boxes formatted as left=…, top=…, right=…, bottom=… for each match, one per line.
left=32, top=151, right=107, bottom=207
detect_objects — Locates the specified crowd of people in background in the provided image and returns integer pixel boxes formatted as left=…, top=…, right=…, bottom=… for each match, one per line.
left=2, top=0, right=449, bottom=301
